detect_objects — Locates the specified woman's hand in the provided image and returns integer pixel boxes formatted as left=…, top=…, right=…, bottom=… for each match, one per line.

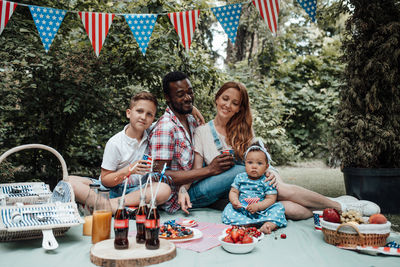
left=264, top=170, right=282, bottom=189
left=246, top=203, right=259, bottom=214
left=178, top=186, right=192, bottom=214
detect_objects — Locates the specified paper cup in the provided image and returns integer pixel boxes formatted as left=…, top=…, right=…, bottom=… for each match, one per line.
left=313, top=211, right=323, bottom=231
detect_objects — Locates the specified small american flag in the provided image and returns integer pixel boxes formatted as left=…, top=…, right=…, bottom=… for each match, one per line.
left=244, top=197, right=260, bottom=205
left=168, top=10, right=200, bottom=52
left=0, top=0, right=17, bottom=35
left=78, top=11, right=115, bottom=57
left=252, top=0, right=280, bottom=34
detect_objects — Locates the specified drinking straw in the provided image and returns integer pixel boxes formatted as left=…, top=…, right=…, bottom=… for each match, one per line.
left=151, top=163, right=167, bottom=206
left=118, top=162, right=138, bottom=210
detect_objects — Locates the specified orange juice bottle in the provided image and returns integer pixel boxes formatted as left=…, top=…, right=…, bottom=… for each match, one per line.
left=82, top=184, right=99, bottom=236
left=92, top=188, right=112, bottom=244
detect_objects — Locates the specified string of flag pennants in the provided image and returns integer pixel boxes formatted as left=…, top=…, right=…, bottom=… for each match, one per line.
left=0, top=0, right=317, bottom=57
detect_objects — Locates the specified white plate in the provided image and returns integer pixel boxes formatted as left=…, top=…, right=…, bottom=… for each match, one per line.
left=221, top=228, right=264, bottom=241
left=161, top=227, right=203, bottom=243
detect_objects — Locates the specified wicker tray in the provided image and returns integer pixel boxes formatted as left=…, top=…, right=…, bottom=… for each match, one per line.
left=320, top=218, right=391, bottom=247
left=0, top=144, right=82, bottom=242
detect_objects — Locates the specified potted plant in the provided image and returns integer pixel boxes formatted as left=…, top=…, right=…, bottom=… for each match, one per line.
left=334, top=0, right=400, bottom=213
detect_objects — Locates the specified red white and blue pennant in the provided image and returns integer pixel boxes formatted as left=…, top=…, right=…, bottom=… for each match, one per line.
left=252, top=0, right=280, bottom=35
left=124, top=14, right=158, bottom=56
left=211, top=3, right=243, bottom=44
left=29, top=5, right=66, bottom=52
left=168, top=10, right=200, bottom=52
left=297, top=0, right=317, bottom=22
left=0, top=0, right=17, bottom=35
left=78, top=12, right=115, bottom=57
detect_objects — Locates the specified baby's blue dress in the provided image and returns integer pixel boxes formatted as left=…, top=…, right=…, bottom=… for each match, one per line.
left=222, top=172, right=287, bottom=227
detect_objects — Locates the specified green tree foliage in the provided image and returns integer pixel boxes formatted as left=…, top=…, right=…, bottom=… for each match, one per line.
left=334, top=0, right=400, bottom=168
left=225, top=0, right=345, bottom=162
left=0, top=0, right=222, bottom=183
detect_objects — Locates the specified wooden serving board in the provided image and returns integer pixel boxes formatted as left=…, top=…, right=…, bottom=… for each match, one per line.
left=90, top=238, right=176, bottom=266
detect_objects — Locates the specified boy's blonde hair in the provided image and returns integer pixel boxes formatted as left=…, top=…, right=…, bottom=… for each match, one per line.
left=130, top=91, right=158, bottom=109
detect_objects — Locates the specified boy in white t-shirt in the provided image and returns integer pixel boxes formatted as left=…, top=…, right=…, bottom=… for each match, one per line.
left=69, top=92, right=172, bottom=213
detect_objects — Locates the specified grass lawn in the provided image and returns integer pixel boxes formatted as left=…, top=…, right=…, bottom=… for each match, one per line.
left=278, top=161, right=400, bottom=233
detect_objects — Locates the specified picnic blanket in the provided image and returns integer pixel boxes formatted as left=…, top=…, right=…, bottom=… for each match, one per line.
left=1, top=208, right=399, bottom=267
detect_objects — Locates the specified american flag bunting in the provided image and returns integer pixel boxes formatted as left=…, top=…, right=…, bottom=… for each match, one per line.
left=211, top=3, right=243, bottom=44
left=0, top=0, right=17, bottom=35
left=297, top=0, right=317, bottom=22
left=78, top=11, right=115, bottom=57
left=168, top=10, right=200, bottom=52
left=252, top=0, right=280, bottom=34
left=124, top=14, right=158, bottom=56
left=29, top=5, right=66, bottom=52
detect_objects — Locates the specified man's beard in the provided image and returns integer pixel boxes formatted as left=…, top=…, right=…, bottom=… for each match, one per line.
left=170, top=101, right=193, bottom=115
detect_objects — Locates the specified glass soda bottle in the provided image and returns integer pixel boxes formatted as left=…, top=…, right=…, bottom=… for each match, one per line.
left=114, top=199, right=129, bottom=249
left=135, top=195, right=148, bottom=244
left=82, top=184, right=99, bottom=236
left=145, top=203, right=160, bottom=250
left=92, top=188, right=112, bottom=244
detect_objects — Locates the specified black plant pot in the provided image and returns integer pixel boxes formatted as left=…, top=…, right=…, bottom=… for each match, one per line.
left=342, top=168, right=400, bottom=213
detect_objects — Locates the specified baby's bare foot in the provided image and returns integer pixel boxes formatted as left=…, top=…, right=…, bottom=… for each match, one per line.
left=260, top=222, right=277, bottom=234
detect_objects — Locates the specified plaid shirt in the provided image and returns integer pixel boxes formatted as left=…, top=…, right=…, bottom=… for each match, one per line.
left=149, top=107, right=198, bottom=213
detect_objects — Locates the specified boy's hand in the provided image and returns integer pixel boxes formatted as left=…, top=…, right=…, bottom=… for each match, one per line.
left=131, top=160, right=151, bottom=175
left=247, top=203, right=259, bottom=214
left=232, top=200, right=242, bottom=210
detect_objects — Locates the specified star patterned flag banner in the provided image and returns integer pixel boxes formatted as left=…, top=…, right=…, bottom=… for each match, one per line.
left=29, top=5, right=66, bottom=52
left=78, top=12, right=115, bottom=57
left=297, top=0, right=317, bottom=22
left=211, top=3, right=243, bottom=44
left=168, top=10, right=200, bottom=52
left=252, top=0, right=280, bottom=34
left=124, top=14, right=158, bottom=56
left=0, top=0, right=17, bottom=36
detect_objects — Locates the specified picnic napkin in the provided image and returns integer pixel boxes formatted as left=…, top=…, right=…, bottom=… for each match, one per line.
left=174, top=218, right=229, bottom=252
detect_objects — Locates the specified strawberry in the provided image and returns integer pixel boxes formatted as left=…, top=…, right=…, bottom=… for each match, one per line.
left=242, top=235, right=253, bottom=244
left=237, top=229, right=245, bottom=241
left=231, top=230, right=239, bottom=243
left=223, top=235, right=234, bottom=243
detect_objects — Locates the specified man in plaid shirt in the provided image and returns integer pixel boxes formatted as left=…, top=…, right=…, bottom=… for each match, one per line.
left=149, top=71, right=234, bottom=213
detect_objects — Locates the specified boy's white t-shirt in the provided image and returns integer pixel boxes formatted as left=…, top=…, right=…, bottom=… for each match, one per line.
left=101, top=124, right=148, bottom=186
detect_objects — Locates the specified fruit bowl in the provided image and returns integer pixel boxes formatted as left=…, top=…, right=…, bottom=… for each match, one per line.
left=218, top=235, right=257, bottom=254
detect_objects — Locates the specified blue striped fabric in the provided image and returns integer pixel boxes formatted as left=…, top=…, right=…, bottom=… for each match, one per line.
left=1, top=204, right=80, bottom=229
left=0, top=183, right=51, bottom=198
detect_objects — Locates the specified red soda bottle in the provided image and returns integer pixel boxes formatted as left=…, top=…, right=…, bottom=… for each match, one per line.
left=136, top=196, right=148, bottom=244
left=145, top=203, right=160, bottom=250
left=114, top=201, right=129, bottom=249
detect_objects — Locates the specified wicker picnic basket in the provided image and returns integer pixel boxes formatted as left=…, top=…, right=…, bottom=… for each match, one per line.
left=320, top=218, right=391, bottom=247
left=0, top=144, right=83, bottom=242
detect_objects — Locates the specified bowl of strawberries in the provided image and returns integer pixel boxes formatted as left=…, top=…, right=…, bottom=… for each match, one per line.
left=219, top=228, right=258, bottom=254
